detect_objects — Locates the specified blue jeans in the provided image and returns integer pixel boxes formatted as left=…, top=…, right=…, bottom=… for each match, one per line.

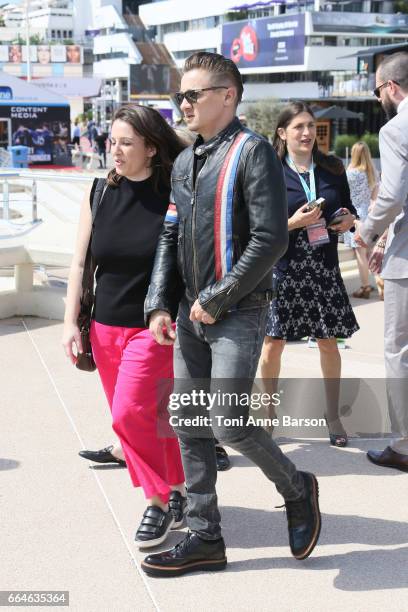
left=172, top=298, right=305, bottom=540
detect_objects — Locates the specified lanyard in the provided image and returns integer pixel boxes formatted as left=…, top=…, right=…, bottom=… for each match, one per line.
left=286, top=155, right=316, bottom=202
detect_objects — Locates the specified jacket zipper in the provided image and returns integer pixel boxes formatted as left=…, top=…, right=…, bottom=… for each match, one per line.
left=191, top=157, right=206, bottom=298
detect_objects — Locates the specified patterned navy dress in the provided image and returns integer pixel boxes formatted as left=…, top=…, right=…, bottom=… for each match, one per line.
left=266, top=161, right=359, bottom=341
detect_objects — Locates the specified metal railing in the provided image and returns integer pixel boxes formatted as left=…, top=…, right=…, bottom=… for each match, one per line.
left=0, top=169, right=96, bottom=224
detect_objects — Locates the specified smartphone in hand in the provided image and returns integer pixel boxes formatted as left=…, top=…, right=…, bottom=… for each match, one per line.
left=328, top=208, right=349, bottom=227
left=304, top=197, right=326, bottom=213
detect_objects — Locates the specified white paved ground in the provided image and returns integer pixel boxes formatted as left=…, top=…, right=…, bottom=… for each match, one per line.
left=1, top=293, right=407, bottom=612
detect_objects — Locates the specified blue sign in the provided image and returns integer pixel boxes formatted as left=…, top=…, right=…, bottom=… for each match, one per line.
left=0, top=86, right=12, bottom=100
left=221, top=14, right=305, bottom=69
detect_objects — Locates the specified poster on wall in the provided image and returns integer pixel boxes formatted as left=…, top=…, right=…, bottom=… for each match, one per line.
left=50, top=45, right=67, bottom=63
left=221, top=14, right=305, bottom=69
left=22, top=45, right=38, bottom=62
left=66, top=45, right=82, bottom=64
left=8, top=45, right=23, bottom=63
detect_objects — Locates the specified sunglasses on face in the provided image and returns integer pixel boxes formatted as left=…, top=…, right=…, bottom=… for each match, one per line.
left=174, top=86, right=229, bottom=106
left=373, top=80, right=400, bottom=99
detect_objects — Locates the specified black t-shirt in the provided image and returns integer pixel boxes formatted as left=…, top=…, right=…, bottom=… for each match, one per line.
left=91, top=176, right=169, bottom=327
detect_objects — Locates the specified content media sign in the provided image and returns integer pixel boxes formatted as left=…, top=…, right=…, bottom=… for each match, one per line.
left=221, top=14, right=305, bottom=69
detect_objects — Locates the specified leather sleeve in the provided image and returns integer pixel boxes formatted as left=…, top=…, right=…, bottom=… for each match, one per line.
left=198, top=138, right=289, bottom=320
left=144, top=214, right=182, bottom=325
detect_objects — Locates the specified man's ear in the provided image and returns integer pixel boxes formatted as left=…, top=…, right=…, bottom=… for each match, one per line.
left=224, top=86, right=237, bottom=108
left=389, top=80, right=401, bottom=98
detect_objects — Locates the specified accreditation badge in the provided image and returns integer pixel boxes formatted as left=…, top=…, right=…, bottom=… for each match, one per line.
left=306, top=219, right=330, bottom=246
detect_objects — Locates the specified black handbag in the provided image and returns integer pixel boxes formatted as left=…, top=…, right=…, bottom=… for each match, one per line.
left=75, top=178, right=106, bottom=372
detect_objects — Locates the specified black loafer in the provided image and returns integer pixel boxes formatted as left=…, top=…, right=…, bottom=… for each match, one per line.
left=367, top=446, right=408, bottom=472
left=168, top=491, right=187, bottom=529
left=78, top=445, right=126, bottom=467
left=135, top=506, right=174, bottom=549
left=141, top=532, right=227, bottom=577
left=216, top=446, right=230, bottom=471
left=282, top=471, right=321, bottom=560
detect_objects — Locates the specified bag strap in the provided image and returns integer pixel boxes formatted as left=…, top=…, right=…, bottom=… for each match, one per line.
left=91, top=178, right=107, bottom=222
left=78, top=178, right=107, bottom=329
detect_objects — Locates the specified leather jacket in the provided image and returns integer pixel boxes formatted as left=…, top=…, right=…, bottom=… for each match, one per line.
left=145, top=117, right=289, bottom=322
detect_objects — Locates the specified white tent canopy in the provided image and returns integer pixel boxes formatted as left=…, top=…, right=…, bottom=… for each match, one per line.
left=0, top=72, right=69, bottom=106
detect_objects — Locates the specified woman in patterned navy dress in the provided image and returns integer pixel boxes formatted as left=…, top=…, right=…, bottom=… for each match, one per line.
left=260, top=102, right=359, bottom=447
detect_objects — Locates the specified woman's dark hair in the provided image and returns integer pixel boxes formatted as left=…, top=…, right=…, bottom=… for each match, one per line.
left=272, top=101, right=344, bottom=176
left=107, top=104, right=185, bottom=193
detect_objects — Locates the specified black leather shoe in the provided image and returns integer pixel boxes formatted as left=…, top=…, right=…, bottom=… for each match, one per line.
left=78, top=445, right=126, bottom=466
left=135, top=506, right=174, bottom=549
left=282, top=471, right=321, bottom=560
left=367, top=446, right=408, bottom=472
left=216, top=446, right=230, bottom=471
left=168, top=491, right=187, bottom=529
left=141, top=532, right=227, bottom=577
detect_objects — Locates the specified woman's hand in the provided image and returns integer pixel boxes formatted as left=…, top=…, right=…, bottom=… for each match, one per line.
left=329, top=209, right=356, bottom=234
left=288, top=203, right=322, bottom=230
left=62, top=321, right=83, bottom=365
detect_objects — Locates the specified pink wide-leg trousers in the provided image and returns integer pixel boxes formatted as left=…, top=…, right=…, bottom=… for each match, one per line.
left=90, top=321, right=184, bottom=503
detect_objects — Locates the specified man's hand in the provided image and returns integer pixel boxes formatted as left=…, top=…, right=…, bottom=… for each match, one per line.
left=369, top=245, right=385, bottom=274
left=189, top=299, right=216, bottom=325
left=149, top=310, right=176, bottom=345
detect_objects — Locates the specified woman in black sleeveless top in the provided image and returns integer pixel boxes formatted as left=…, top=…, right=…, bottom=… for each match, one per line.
left=63, top=105, right=187, bottom=548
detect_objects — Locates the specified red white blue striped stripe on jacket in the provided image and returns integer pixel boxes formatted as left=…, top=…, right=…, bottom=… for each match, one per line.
left=214, top=131, right=251, bottom=280
left=165, top=202, right=178, bottom=224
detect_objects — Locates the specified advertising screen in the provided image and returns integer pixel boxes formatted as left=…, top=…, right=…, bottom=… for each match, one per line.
left=130, top=64, right=171, bottom=98
left=1, top=104, right=71, bottom=164
left=221, top=14, right=305, bottom=69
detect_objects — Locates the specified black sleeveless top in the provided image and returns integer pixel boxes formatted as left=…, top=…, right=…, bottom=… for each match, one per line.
left=91, top=176, right=169, bottom=327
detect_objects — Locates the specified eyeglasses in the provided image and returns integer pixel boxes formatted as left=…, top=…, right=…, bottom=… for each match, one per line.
left=174, top=86, right=229, bottom=106
left=373, top=80, right=399, bottom=99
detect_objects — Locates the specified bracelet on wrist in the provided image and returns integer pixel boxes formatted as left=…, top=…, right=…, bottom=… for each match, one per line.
left=376, top=241, right=386, bottom=249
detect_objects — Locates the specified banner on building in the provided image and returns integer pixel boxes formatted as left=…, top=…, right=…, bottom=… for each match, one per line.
left=129, top=64, right=171, bottom=99
left=221, top=14, right=305, bottom=69
left=311, top=12, right=408, bottom=34
left=0, top=44, right=83, bottom=64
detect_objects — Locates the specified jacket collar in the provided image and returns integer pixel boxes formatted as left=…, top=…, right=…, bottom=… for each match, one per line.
left=194, top=117, right=243, bottom=156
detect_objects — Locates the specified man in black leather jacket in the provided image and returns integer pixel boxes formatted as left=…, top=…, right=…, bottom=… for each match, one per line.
left=142, top=52, right=321, bottom=577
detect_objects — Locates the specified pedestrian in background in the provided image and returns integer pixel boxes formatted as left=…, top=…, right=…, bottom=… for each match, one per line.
left=71, top=119, right=81, bottom=149
left=343, top=141, right=379, bottom=299
left=94, top=128, right=109, bottom=169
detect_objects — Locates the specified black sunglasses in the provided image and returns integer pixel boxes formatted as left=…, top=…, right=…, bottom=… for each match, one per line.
left=174, top=86, right=229, bottom=106
left=373, top=80, right=400, bottom=99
